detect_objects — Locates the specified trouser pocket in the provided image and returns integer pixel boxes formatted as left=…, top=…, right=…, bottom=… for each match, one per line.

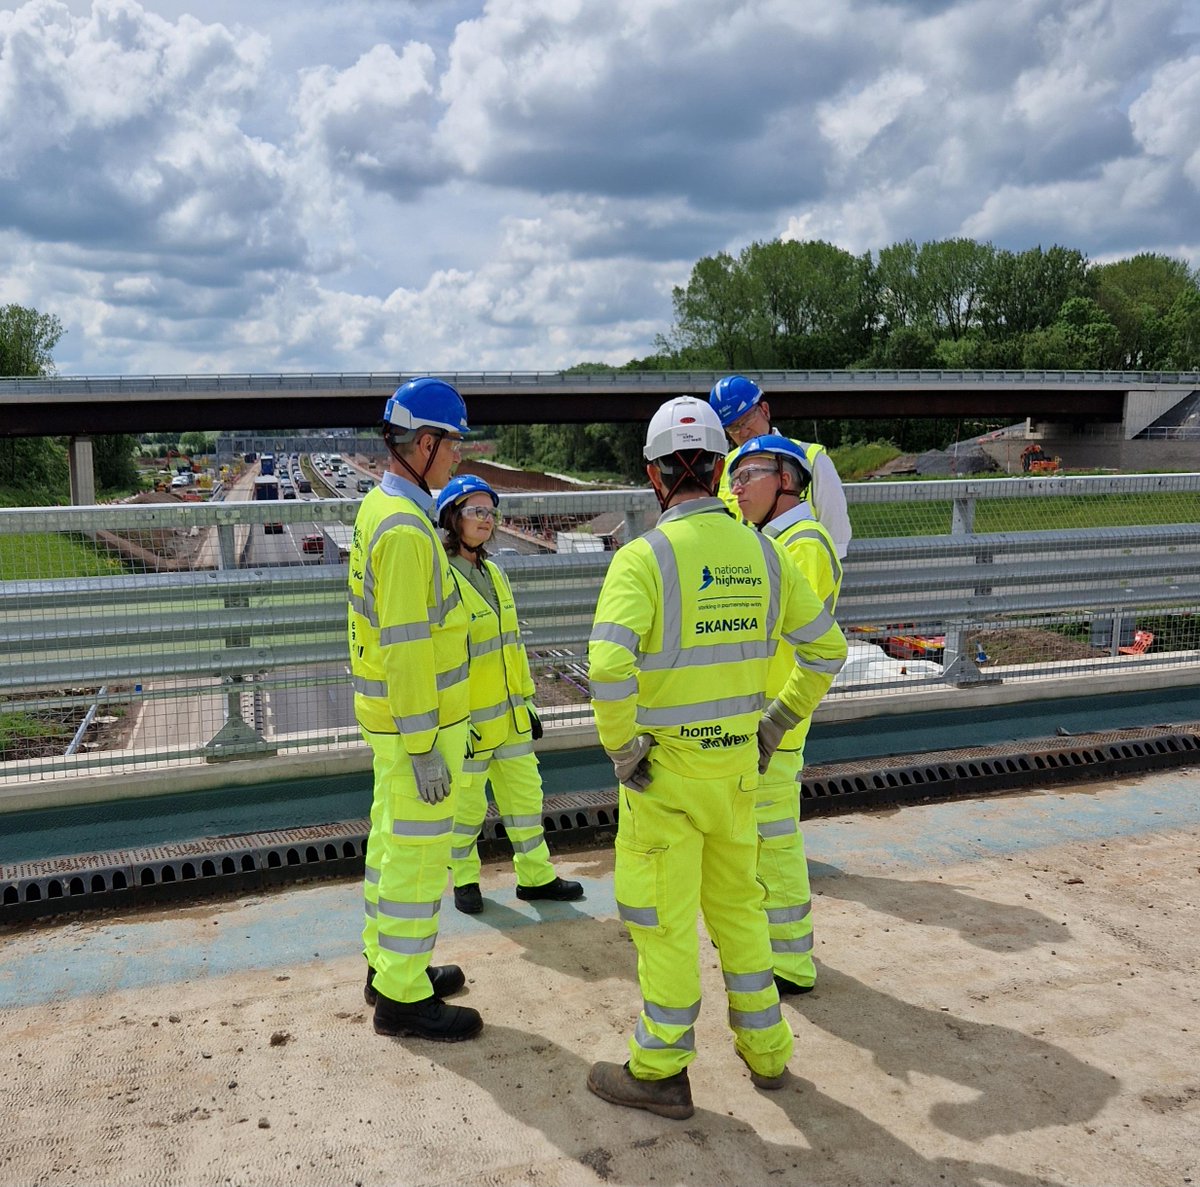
left=614, top=837, right=668, bottom=935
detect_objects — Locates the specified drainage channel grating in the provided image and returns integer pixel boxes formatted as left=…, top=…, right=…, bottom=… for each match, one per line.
left=5, top=725, right=1200, bottom=924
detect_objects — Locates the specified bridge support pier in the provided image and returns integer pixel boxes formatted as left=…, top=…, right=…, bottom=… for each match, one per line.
left=68, top=436, right=96, bottom=505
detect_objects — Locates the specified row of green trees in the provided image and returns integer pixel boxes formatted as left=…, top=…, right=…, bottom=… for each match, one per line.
left=491, top=239, right=1200, bottom=476
left=663, top=239, right=1200, bottom=373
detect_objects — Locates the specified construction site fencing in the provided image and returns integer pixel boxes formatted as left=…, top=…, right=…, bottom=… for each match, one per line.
left=3, top=473, right=1200, bottom=788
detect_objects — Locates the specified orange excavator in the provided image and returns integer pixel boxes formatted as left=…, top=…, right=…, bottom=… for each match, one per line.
left=1021, top=444, right=1061, bottom=474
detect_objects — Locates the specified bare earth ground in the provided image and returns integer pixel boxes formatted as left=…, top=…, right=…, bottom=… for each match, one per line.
left=1, top=774, right=1198, bottom=1187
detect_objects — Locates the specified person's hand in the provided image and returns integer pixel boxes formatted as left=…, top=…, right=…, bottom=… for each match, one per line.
left=606, top=735, right=654, bottom=792
left=411, top=749, right=452, bottom=805
left=756, top=700, right=801, bottom=774
left=525, top=697, right=543, bottom=741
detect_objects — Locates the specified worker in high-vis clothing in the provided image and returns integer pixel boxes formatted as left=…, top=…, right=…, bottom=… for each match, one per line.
left=350, top=376, right=482, bottom=1043
left=728, top=434, right=844, bottom=996
left=709, top=374, right=852, bottom=559
left=585, top=396, right=848, bottom=1120
left=433, top=474, right=584, bottom=914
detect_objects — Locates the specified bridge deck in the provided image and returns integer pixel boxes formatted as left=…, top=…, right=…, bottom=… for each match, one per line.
left=2, top=769, right=1196, bottom=1186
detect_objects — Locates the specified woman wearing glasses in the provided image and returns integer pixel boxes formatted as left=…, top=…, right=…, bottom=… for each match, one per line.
left=435, top=475, right=584, bottom=913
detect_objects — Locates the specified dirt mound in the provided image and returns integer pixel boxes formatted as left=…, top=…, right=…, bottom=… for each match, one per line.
left=456, top=460, right=600, bottom=493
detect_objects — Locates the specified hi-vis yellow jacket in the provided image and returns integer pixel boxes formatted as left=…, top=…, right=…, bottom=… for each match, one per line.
left=348, top=487, right=470, bottom=754
left=588, top=498, right=847, bottom=778
left=447, top=558, right=535, bottom=753
left=762, top=505, right=843, bottom=754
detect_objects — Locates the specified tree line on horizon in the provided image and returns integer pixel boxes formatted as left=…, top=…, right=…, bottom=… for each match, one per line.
left=494, top=237, right=1200, bottom=478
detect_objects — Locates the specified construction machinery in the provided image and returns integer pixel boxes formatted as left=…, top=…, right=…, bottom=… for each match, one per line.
left=1021, top=444, right=1061, bottom=474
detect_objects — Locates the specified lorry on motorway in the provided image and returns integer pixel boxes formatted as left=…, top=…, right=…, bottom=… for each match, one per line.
left=260, top=453, right=276, bottom=477
left=254, top=475, right=284, bottom=533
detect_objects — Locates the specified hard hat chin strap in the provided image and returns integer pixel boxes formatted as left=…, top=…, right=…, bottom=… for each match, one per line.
left=652, top=450, right=718, bottom=510
left=384, top=427, right=447, bottom=495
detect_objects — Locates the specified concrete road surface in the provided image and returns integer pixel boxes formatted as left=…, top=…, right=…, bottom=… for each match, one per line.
left=2, top=769, right=1197, bottom=1186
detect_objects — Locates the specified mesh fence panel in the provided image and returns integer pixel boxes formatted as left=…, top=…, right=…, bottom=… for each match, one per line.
left=3, top=470, right=1200, bottom=785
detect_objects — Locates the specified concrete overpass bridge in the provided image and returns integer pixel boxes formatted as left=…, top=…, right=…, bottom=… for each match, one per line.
left=3, top=368, right=1199, bottom=498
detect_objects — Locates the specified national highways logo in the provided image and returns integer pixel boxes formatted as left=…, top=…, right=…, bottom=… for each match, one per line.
left=699, top=563, right=763, bottom=590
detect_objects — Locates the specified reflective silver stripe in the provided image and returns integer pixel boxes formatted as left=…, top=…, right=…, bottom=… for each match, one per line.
left=500, top=630, right=520, bottom=647
left=349, top=592, right=368, bottom=617
left=637, top=692, right=764, bottom=728
left=463, top=757, right=491, bottom=774
left=753, top=531, right=781, bottom=641
left=617, top=903, right=659, bottom=927
left=772, top=935, right=815, bottom=953
left=590, top=621, right=641, bottom=655
left=379, top=621, right=432, bottom=646
left=766, top=903, right=812, bottom=925
left=391, top=818, right=454, bottom=837
left=363, top=866, right=381, bottom=885
left=501, top=814, right=544, bottom=830
left=434, top=580, right=460, bottom=624
left=795, top=654, right=845, bottom=676
left=644, top=528, right=682, bottom=651
left=353, top=676, right=389, bottom=698
left=472, top=635, right=503, bottom=657
left=494, top=739, right=534, bottom=760
left=757, top=818, right=798, bottom=839
left=378, top=933, right=437, bottom=955
left=722, top=969, right=774, bottom=993
left=510, top=835, right=545, bottom=854
left=590, top=676, right=638, bottom=701
left=363, top=900, right=377, bottom=918
left=729, top=1003, right=784, bottom=1030
left=450, top=845, right=477, bottom=861
left=783, top=607, right=837, bottom=646
left=471, top=701, right=510, bottom=723
left=633, top=1018, right=695, bottom=1051
left=452, top=822, right=482, bottom=838
left=378, top=898, right=440, bottom=919
left=436, top=661, right=470, bottom=691
left=639, top=639, right=774, bottom=670
left=394, top=708, right=439, bottom=734
left=644, top=999, right=701, bottom=1026
left=785, top=526, right=843, bottom=597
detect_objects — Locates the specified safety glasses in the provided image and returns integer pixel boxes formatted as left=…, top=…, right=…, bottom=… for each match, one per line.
left=461, top=505, right=499, bottom=523
left=729, top=464, right=779, bottom=490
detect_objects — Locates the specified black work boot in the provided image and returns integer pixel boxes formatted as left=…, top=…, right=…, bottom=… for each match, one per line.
left=454, top=883, right=484, bottom=914
left=586, top=1060, right=693, bottom=1119
left=515, top=876, right=584, bottom=902
left=774, top=974, right=814, bottom=996
left=373, top=992, right=482, bottom=1042
left=365, top=964, right=465, bottom=1007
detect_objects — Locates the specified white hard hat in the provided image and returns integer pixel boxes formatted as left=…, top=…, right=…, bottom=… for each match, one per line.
left=643, top=397, right=728, bottom=461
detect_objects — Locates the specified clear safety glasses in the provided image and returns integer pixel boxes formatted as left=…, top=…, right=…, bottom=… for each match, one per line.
left=729, top=464, right=779, bottom=490
left=461, top=505, right=499, bottom=523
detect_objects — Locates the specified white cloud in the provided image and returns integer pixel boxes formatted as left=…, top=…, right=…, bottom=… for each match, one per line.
left=0, top=0, right=1196, bottom=377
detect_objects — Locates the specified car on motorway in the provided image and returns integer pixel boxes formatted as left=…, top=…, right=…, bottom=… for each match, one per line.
left=334, top=478, right=346, bottom=488
left=301, top=533, right=324, bottom=555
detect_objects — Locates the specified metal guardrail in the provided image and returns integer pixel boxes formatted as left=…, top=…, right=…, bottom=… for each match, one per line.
left=4, top=475, right=1200, bottom=783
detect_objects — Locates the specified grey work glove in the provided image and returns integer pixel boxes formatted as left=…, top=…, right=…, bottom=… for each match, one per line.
left=411, top=749, right=452, bottom=805
left=757, top=699, right=801, bottom=774
left=607, top=734, right=655, bottom=792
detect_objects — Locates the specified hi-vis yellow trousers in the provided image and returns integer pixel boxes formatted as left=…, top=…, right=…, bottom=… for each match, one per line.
left=361, top=721, right=468, bottom=1003
left=755, top=748, right=815, bottom=987
left=613, top=756, right=793, bottom=1081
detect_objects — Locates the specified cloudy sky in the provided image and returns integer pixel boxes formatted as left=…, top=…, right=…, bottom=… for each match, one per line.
left=1, top=0, right=1198, bottom=376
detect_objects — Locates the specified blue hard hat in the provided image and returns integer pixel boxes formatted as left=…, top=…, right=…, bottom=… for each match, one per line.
left=435, top=474, right=498, bottom=527
left=708, top=374, right=764, bottom=427
left=383, top=377, right=469, bottom=436
left=729, top=434, right=811, bottom=482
